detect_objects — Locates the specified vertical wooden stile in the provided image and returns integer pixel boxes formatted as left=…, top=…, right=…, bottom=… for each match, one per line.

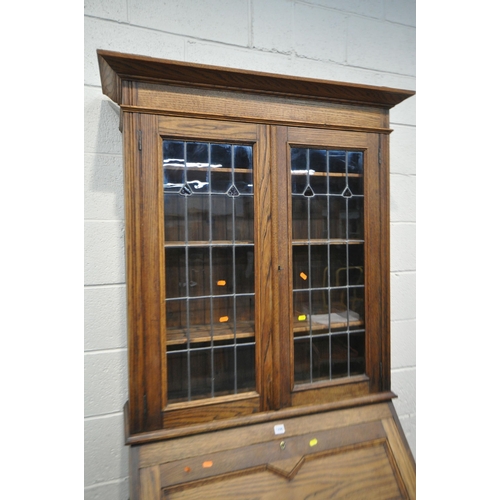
left=254, top=124, right=274, bottom=411
left=378, top=132, right=391, bottom=392
left=123, top=111, right=144, bottom=434
left=271, top=126, right=292, bottom=409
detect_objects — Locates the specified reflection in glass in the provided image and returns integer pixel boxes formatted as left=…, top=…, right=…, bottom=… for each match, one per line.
left=291, top=146, right=365, bottom=385
left=163, top=139, right=256, bottom=403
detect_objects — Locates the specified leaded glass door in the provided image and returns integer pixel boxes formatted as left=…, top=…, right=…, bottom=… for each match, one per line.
left=159, top=117, right=271, bottom=420
left=159, top=118, right=385, bottom=418
left=291, top=146, right=365, bottom=384
left=284, top=127, right=383, bottom=404
left=163, top=139, right=256, bottom=402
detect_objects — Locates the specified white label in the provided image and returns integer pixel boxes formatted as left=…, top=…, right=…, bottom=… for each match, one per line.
left=274, top=424, right=285, bottom=435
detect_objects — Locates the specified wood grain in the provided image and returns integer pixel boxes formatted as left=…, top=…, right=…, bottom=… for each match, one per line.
left=162, top=444, right=404, bottom=499
left=134, top=403, right=414, bottom=499
left=135, top=83, right=389, bottom=133
left=140, top=402, right=394, bottom=466
left=97, top=49, right=414, bottom=109
left=100, top=51, right=415, bottom=500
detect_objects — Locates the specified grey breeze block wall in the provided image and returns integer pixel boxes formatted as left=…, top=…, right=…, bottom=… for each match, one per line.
left=84, top=1, right=416, bottom=498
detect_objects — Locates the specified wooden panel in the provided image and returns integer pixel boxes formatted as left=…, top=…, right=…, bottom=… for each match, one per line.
left=291, top=379, right=370, bottom=407
left=363, top=133, right=387, bottom=392
left=378, top=134, right=391, bottom=391
left=159, top=420, right=386, bottom=488
left=382, top=418, right=416, bottom=500
left=254, top=125, right=274, bottom=410
left=158, top=115, right=258, bottom=141
left=123, top=112, right=165, bottom=434
left=287, top=127, right=371, bottom=148
left=132, top=403, right=415, bottom=499
left=129, top=445, right=141, bottom=500
left=133, top=83, right=389, bottom=133
left=163, top=394, right=260, bottom=429
left=162, top=444, right=404, bottom=499
left=140, top=465, right=161, bottom=500
left=139, top=402, right=393, bottom=467
left=271, top=126, right=292, bottom=409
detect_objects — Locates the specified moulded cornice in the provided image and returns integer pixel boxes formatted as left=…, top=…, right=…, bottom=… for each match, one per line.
left=97, top=49, right=415, bottom=109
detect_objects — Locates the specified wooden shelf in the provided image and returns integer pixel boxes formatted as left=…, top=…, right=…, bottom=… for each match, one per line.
left=293, top=317, right=364, bottom=334
left=165, top=240, right=362, bottom=247
left=165, top=240, right=254, bottom=247
left=166, top=321, right=255, bottom=346
left=166, top=318, right=363, bottom=346
left=292, top=239, right=364, bottom=246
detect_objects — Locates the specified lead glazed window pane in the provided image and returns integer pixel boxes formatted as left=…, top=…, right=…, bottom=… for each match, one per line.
left=163, top=139, right=256, bottom=403
left=291, top=147, right=366, bottom=385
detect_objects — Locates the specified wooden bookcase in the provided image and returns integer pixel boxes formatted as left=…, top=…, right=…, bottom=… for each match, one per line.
left=98, top=50, right=416, bottom=499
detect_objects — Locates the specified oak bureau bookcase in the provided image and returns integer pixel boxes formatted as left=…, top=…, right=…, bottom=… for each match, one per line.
left=97, top=50, right=416, bottom=499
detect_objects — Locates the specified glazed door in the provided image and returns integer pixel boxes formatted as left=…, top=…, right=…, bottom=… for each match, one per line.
left=125, top=115, right=388, bottom=433
left=158, top=116, right=274, bottom=429
left=273, top=127, right=387, bottom=409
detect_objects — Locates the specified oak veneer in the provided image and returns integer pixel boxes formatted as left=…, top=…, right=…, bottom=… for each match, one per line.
left=97, top=50, right=415, bottom=499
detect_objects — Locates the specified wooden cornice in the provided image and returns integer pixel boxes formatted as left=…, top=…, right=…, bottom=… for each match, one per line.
left=97, top=49, right=414, bottom=109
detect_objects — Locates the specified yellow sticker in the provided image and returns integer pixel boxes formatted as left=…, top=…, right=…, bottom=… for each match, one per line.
left=298, top=314, right=307, bottom=321
left=217, top=280, right=226, bottom=286
left=309, top=438, right=318, bottom=447
left=219, top=316, right=229, bottom=323
left=300, top=272, right=308, bottom=280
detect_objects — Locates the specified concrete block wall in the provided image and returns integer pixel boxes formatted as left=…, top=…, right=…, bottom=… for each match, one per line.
left=84, top=1, right=416, bottom=498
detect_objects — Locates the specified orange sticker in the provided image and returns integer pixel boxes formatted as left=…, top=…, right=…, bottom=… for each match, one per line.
left=184, top=466, right=191, bottom=473
left=217, top=280, right=226, bottom=286
left=219, top=316, right=229, bottom=323
left=300, top=272, right=308, bottom=280
left=298, top=314, right=307, bottom=321
left=202, top=461, right=213, bottom=468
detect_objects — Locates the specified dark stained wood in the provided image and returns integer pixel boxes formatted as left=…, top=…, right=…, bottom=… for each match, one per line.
left=97, top=50, right=414, bottom=109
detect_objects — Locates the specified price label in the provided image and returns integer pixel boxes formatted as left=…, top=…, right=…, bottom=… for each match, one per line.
left=274, top=424, right=285, bottom=435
